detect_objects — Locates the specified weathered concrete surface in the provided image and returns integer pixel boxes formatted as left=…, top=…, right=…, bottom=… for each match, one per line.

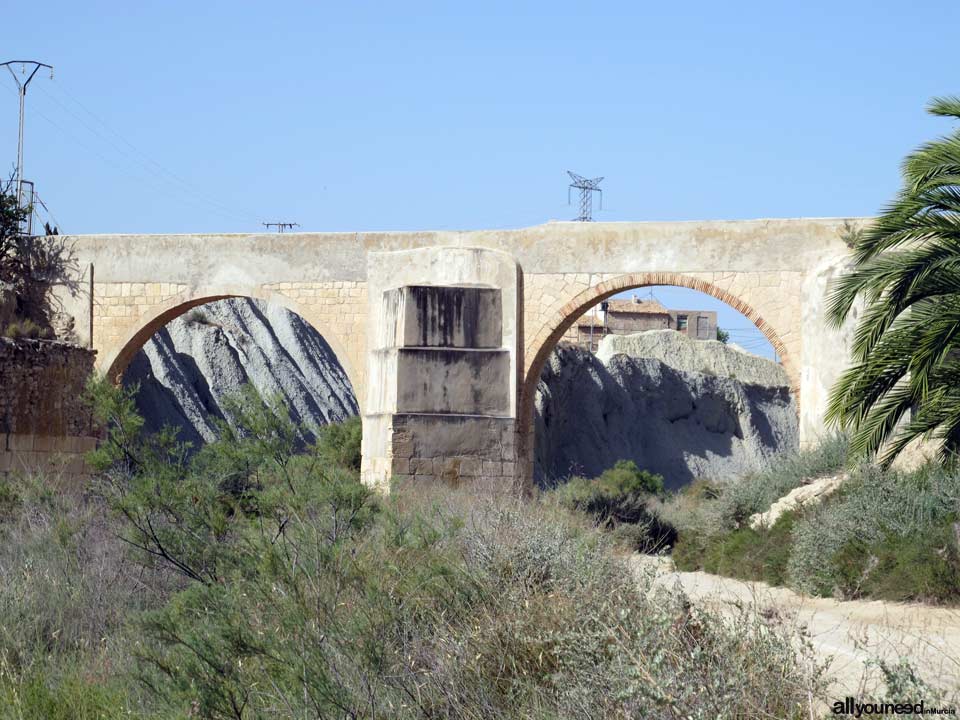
left=535, top=342, right=797, bottom=488
left=362, top=249, right=520, bottom=490
left=391, top=286, right=503, bottom=349
left=390, top=348, right=511, bottom=416
left=56, top=218, right=859, bottom=488
left=123, top=297, right=357, bottom=447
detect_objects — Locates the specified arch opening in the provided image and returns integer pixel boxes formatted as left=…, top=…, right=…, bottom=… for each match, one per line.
left=115, top=296, right=359, bottom=450
left=521, top=273, right=799, bottom=491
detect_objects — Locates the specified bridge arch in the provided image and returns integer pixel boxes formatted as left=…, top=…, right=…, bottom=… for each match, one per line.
left=518, top=271, right=799, bottom=485
left=101, top=289, right=361, bottom=400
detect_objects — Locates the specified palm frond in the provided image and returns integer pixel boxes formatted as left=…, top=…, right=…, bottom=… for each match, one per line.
left=826, top=97, right=960, bottom=465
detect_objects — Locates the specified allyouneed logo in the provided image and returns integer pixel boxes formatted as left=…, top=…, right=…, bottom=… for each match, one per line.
left=831, top=697, right=957, bottom=716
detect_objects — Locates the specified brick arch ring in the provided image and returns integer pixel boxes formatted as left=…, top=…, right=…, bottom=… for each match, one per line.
left=101, top=289, right=360, bottom=396
left=519, top=271, right=800, bottom=440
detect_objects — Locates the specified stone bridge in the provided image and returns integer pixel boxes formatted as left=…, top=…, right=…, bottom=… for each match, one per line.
left=59, top=219, right=858, bottom=491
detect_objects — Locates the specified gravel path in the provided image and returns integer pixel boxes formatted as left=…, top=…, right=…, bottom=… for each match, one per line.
left=631, top=555, right=960, bottom=697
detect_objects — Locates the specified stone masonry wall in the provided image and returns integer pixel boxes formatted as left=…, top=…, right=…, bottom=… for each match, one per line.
left=388, top=414, right=518, bottom=494
left=93, top=281, right=368, bottom=400
left=0, top=338, right=98, bottom=479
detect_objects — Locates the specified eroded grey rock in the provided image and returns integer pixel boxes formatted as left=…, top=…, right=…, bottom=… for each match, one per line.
left=534, top=340, right=797, bottom=490
left=124, top=297, right=358, bottom=447
left=597, top=329, right=790, bottom=387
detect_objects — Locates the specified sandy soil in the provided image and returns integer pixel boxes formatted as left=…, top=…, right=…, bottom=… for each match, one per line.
left=631, top=555, right=960, bottom=698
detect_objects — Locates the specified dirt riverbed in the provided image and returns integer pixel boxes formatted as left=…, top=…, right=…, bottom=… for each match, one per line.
left=631, top=555, right=960, bottom=698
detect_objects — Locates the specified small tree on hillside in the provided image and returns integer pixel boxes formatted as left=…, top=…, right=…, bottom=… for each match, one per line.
left=0, top=174, right=78, bottom=337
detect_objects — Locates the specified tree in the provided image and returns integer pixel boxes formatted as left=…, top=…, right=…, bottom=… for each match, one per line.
left=0, top=173, right=77, bottom=336
left=827, top=96, right=960, bottom=465
left=716, top=328, right=730, bottom=344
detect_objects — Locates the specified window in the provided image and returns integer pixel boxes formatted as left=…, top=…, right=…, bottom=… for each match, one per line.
left=677, top=314, right=688, bottom=331
left=697, top=316, right=710, bottom=338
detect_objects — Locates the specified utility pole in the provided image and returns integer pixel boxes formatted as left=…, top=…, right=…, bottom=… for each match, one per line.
left=262, top=221, right=300, bottom=233
left=567, top=171, right=603, bottom=222
left=2, top=60, right=54, bottom=227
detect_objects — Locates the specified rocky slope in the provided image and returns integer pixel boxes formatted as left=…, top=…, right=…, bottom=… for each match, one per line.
left=597, top=330, right=790, bottom=387
left=124, top=297, right=358, bottom=446
left=535, top=331, right=797, bottom=489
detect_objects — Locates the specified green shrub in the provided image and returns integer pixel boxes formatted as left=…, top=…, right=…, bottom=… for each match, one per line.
left=549, top=460, right=675, bottom=552
left=714, top=433, right=848, bottom=529
left=788, top=462, right=960, bottom=599
left=670, top=530, right=710, bottom=571
left=0, top=470, right=165, bottom=718
left=83, top=385, right=828, bottom=717
left=659, top=433, right=849, bottom=538
left=314, top=414, right=362, bottom=471
left=4, top=318, right=52, bottom=339
left=0, top=662, right=133, bottom=720
left=816, top=519, right=960, bottom=603
left=128, top=489, right=824, bottom=719
left=185, top=308, right=213, bottom=326
left=668, top=448, right=960, bottom=605
left=0, top=476, right=19, bottom=518
left=673, top=511, right=797, bottom=587
left=552, top=460, right=664, bottom=518
left=0, top=381, right=834, bottom=717
left=685, top=478, right=721, bottom=500
left=861, top=522, right=960, bottom=602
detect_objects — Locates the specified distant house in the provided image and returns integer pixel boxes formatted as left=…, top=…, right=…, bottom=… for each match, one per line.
left=563, top=295, right=718, bottom=352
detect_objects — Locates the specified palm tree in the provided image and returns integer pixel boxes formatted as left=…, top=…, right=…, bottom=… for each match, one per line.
left=827, top=97, right=960, bottom=465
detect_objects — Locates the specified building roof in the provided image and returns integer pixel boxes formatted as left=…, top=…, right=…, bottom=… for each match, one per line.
left=605, top=299, right=670, bottom=315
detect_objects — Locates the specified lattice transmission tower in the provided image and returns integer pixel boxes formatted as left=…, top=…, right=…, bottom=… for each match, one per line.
left=2, top=60, right=53, bottom=234
left=262, top=221, right=300, bottom=233
left=567, top=171, right=603, bottom=222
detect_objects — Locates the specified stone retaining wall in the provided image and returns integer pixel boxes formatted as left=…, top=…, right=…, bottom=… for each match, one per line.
left=0, top=338, right=98, bottom=479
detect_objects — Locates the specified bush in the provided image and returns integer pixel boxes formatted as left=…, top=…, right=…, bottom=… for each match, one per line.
left=1, top=174, right=79, bottom=337
left=713, top=433, right=848, bottom=529
left=4, top=318, right=52, bottom=339
left=669, top=445, right=960, bottom=605
left=0, top=381, right=838, bottom=717
left=552, top=460, right=664, bottom=517
left=70, top=384, right=830, bottom=717
left=126, top=488, right=824, bottom=719
left=185, top=308, right=213, bottom=326
left=314, top=415, right=362, bottom=471
left=548, top=460, right=676, bottom=552
left=0, top=473, right=167, bottom=718
left=788, top=462, right=960, bottom=600
left=659, top=433, right=849, bottom=537
left=673, top=511, right=797, bottom=587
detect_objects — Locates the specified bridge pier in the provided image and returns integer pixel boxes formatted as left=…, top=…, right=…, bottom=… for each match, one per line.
left=360, top=247, right=522, bottom=493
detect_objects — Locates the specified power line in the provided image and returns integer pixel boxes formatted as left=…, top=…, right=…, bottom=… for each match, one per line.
left=41, top=79, right=261, bottom=225
left=3, top=73, right=264, bottom=228
left=0, top=77, right=260, bottom=227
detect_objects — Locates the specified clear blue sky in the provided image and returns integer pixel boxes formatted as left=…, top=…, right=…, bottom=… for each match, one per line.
left=3, top=1, right=958, bottom=358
